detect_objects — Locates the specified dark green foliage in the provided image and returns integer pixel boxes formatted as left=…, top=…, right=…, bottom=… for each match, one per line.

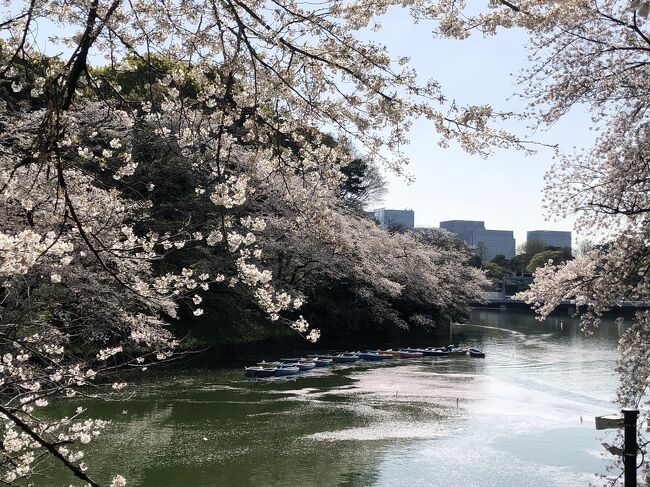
left=482, top=261, right=507, bottom=279
left=339, top=156, right=387, bottom=211
left=510, top=253, right=533, bottom=273
left=526, top=250, right=570, bottom=273
left=467, top=254, right=482, bottom=268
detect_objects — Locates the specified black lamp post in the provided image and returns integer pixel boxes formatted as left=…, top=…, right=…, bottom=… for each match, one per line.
left=623, top=409, right=639, bottom=487
left=596, top=408, right=639, bottom=487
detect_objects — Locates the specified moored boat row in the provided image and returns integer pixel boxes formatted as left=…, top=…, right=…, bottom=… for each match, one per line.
left=244, top=344, right=485, bottom=377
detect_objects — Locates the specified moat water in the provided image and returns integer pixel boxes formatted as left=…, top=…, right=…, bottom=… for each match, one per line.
left=49, top=309, right=625, bottom=486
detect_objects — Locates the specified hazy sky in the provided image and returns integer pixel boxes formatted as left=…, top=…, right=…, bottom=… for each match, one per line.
left=364, top=9, right=595, bottom=247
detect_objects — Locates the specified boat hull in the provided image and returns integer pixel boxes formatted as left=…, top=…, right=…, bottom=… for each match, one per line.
left=468, top=348, right=486, bottom=358
left=314, top=359, right=333, bottom=367
left=380, top=350, right=402, bottom=358
left=245, top=367, right=277, bottom=378
left=333, top=355, right=359, bottom=363
left=422, top=349, right=449, bottom=357
left=275, top=366, right=300, bottom=376
left=358, top=352, right=388, bottom=361
left=257, top=361, right=282, bottom=367
left=297, top=362, right=316, bottom=371
left=400, top=351, right=423, bottom=358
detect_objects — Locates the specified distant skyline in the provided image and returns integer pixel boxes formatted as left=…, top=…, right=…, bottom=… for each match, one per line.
left=369, top=207, right=571, bottom=251
left=363, top=9, right=593, bottom=247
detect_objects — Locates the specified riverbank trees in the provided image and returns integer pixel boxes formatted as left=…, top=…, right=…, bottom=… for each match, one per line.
left=90, top=58, right=487, bottom=346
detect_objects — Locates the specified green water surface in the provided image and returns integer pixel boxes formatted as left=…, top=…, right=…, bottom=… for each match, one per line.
left=44, top=309, right=624, bottom=486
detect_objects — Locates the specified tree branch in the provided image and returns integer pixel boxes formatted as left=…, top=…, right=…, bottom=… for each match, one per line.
left=0, top=405, right=101, bottom=487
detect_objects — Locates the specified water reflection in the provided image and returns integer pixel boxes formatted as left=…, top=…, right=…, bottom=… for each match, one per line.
left=46, top=309, right=623, bottom=486
left=468, top=308, right=628, bottom=341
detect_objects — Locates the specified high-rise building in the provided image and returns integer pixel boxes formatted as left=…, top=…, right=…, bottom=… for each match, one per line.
left=439, top=220, right=485, bottom=242
left=526, top=230, right=572, bottom=250
left=440, top=220, right=516, bottom=260
left=372, top=208, right=415, bottom=229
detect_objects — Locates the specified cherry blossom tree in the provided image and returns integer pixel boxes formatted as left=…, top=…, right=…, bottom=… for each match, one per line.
left=261, top=208, right=488, bottom=333
left=0, top=0, right=516, bottom=482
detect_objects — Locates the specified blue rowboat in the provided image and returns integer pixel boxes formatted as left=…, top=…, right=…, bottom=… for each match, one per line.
left=297, top=361, right=316, bottom=371
left=245, top=366, right=277, bottom=378
left=375, top=352, right=394, bottom=360
left=275, top=366, right=300, bottom=376
left=309, top=354, right=335, bottom=360
left=314, top=358, right=333, bottom=367
left=468, top=348, right=486, bottom=358
left=257, top=361, right=282, bottom=367
left=359, top=352, right=392, bottom=361
left=258, top=361, right=299, bottom=368
left=333, top=354, right=359, bottom=363
left=358, top=352, right=383, bottom=361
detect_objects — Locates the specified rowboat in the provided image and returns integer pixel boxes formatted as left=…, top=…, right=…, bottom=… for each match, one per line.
left=257, top=361, right=282, bottom=367
left=333, top=353, right=359, bottom=363
left=314, top=358, right=333, bottom=367
left=422, top=349, right=449, bottom=357
left=297, top=361, right=316, bottom=371
left=245, top=366, right=277, bottom=378
left=446, top=345, right=469, bottom=356
left=358, top=352, right=392, bottom=361
left=468, top=348, right=486, bottom=358
left=275, top=366, right=300, bottom=376
left=308, top=354, right=335, bottom=360
left=379, top=350, right=402, bottom=358
left=400, top=350, right=423, bottom=358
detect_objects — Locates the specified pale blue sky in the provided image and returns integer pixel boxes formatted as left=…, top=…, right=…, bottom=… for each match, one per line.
left=366, top=9, right=595, bottom=247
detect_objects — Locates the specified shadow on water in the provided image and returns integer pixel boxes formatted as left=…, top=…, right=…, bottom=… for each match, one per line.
left=44, top=309, right=624, bottom=487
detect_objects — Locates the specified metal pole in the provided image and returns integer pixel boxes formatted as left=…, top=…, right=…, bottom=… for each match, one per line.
left=623, top=408, right=639, bottom=487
